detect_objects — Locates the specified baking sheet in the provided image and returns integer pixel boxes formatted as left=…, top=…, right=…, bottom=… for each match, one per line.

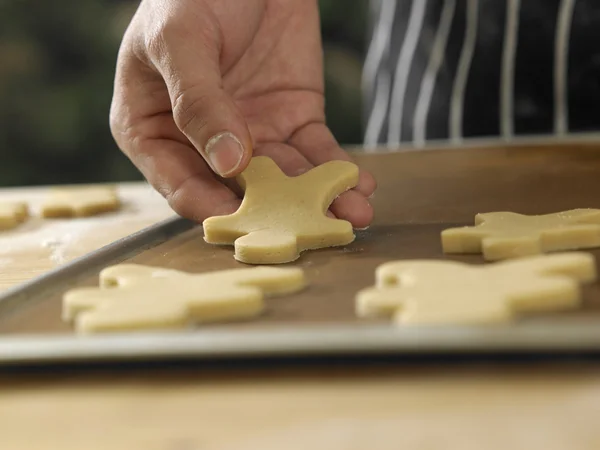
left=3, top=141, right=600, bottom=364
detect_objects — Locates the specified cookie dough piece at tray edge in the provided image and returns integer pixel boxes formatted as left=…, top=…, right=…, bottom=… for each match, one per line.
left=441, top=209, right=600, bottom=260
left=356, top=252, right=597, bottom=325
left=62, top=264, right=307, bottom=333
left=0, top=202, right=29, bottom=230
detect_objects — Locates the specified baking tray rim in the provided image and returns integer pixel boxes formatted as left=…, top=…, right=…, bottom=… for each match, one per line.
left=2, top=321, right=600, bottom=365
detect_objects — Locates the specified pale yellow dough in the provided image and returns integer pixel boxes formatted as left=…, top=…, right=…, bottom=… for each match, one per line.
left=0, top=202, right=29, bottom=230
left=203, top=156, right=360, bottom=264
left=356, top=253, right=596, bottom=325
left=63, top=264, right=307, bottom=333
left=442, top=209, right=600, bottom=261
left=41, top=186, right=120, bottom=218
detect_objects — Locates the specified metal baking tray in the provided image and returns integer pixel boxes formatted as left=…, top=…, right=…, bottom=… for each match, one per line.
left=2, top=142, right=600, bottom=366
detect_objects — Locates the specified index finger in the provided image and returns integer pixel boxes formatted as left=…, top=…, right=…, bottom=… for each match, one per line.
left=110, top=48, right=241, bottom=222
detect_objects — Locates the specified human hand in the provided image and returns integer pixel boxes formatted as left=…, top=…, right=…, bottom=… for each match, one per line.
left=110, top=0, right=376, bottom=227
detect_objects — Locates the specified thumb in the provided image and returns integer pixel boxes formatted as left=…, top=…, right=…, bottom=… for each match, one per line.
left=145, top=18, right=252, bottom=177
left=174, top=89, right=253, bottom=178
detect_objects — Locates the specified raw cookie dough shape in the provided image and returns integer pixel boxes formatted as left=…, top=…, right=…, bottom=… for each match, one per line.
left=203, top=156, right=360, bottom=264
left=0, top=202, right=29, bottom=230
left=442, top=209, right=600, bottom=261
left=41, top=185, right=121, bottom=218
left=356, top=253, right=596, bottom=325
left=63, top=264, right=307, bottom=333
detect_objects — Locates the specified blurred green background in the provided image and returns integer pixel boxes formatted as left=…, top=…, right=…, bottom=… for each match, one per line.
left=0, top=0, right=368, bottom=187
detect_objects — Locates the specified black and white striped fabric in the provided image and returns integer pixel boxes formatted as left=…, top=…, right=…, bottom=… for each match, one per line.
left=362, top=0, right=600, bottom=149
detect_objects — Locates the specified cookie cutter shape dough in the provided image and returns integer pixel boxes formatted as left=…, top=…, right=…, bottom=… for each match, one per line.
left=0, top=202, right=29, bottom=230
left=63, top=264, right=307, bottom=333
left=442, top=209, right=600, bottom=261
left=356, top=252, right=596, bottom=325
left=203, top=156, right=360, bottom=264
left=41, top=186, right=121, bottom=218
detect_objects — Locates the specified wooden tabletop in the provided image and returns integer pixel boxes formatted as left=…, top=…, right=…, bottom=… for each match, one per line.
left=2, top=144, right=600, bottom=449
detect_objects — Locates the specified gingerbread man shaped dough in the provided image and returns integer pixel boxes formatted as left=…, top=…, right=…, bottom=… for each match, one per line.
left=41, top=186, right=121, bottom=218
left=63, top=264, right=307, bottom=333
left=0, top=202, right=29, bottom=230
left=442, top=209, right=600, bottom=261
left=203, top=156, right=360, bottom=264
left=356, top=252, right=596, bottom=325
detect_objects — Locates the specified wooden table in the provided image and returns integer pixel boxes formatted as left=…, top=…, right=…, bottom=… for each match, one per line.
left=2, top=145, right=600, bottom=449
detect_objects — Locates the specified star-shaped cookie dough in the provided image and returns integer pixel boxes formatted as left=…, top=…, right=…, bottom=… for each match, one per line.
left=356, top=252, right=596, bottom=325
left=0, top=202, right=29, bottom=230
left=63, top=264, right=307, bottom=333
left=442, top=209, right=600, bottom=260
left=203, top=156, right=360, bottom=264
left=41, top=186, right=121, bottom=218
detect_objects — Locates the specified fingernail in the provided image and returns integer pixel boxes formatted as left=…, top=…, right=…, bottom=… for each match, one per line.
left=205, top=132, right=244, bottom=176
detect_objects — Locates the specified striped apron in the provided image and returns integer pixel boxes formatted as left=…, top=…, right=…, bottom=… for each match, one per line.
left=363, top=0, right=600, bottom=149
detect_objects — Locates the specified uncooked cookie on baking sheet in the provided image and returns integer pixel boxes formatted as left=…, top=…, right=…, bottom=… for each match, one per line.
left=203, top=156, right=359, bottom=264
left=41, top=185, right=121, bottom=218
left=63, top=264, right=307, bottom=333
left=442, top=209, right=600, bottom=260
left=0, top=202, right=29, bottom=230
left=356, top=253, right=596, bottom=325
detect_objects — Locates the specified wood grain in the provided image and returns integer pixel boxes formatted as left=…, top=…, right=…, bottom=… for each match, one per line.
left=1, top=362, right=600, bottom=450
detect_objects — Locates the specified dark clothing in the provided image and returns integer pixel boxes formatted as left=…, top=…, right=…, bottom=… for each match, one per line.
left=363, top=0, right=600, bottom=148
